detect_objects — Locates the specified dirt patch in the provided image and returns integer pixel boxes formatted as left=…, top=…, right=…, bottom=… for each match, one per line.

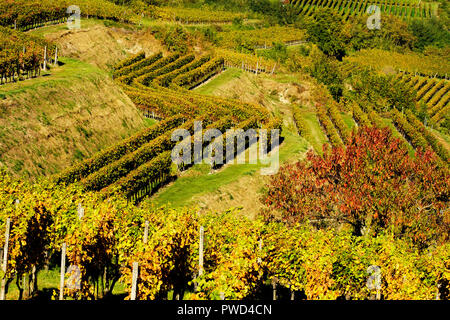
left=46, top=24, right=166, bottom=70
left=203, top=71, right=315, bottom=128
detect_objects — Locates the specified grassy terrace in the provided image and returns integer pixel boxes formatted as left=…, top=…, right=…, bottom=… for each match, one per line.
left=149, top=69, right=310, bottom=210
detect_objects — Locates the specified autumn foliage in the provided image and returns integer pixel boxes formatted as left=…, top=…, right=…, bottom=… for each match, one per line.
left=262, top=127, right=449, bottom=247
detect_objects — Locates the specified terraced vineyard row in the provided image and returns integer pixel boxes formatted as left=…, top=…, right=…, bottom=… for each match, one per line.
left=348, top=99, right=449, bottom=164
left=396, top=74, right=450, bottom=125
left=56, top=51, right=281, bottom=201
left=315, top=103, right=344, bottom=147
left=290, top=0, right=438, bottom=20
left=215, top=48, right=278, bottom=74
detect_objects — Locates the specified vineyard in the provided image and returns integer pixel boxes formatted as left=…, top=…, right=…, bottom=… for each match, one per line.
left=0, top=0, right=136, bottom=31
left=54, top=51, right=281, bottom=202
left=0, top=0, right=448, bottom=304
left=0, top=26, right=57, bottom=84
left=343, top=49, right=449, bottom=78
left=0, top=159, right=448, bottom=300
left=147, top=5, right=248, bottom=24
left=289, top=0, right=439, bottom=20
left=216, top=26, right=306, bottom=50
left=396, top=74, right=450, bottom=125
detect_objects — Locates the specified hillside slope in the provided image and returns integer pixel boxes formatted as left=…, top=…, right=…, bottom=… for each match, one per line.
left=33, top=21, right=166, bottom=70
left=0, top=57, right=147, bottom=179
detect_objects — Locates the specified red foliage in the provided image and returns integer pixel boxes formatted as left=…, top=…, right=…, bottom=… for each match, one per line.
left=262, top=127, right=449, bottom=246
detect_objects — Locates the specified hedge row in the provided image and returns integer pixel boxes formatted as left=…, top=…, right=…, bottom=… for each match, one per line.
left=123, top=85, right=237, bottom=121
left=316, top=104, right=343, bottom=147
left=431, top=104, right=449, bottom=125
left=178, top=116, right=237, bottom=169
left=429, top=92, right=449, bottom=118
left=405, top=110, right=449, bottom=163
left=416, top=79, right=438, bottom=101
left=362, top=104, right=386, bottom=128
left=54, top=115, right=184, bottom=185
left=262, top=116, right=283, bottom=150
left=292, top=105, right=319, bottom=151
left=422, top=79, right=446, bottom=104
left=124, top=87, right=196, bottom=118
left=412, top=77, right=428, bottom=92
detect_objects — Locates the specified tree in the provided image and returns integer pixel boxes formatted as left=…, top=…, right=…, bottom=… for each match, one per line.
left=347, top=70, right=417, bottom=113
left=262, top=127, right=449, bottom=247
left=409, top=17, right=450, bottom=51
left=347, top=15, right=416, bottom=51
left=305, top=47, right=344, bottom=101
left=305, top=8, right=348, bottom=60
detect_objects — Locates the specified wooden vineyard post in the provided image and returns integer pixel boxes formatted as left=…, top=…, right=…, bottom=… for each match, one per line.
left=43, top=46, right=47, bottom=71
left=22, top=274, right=28, bottom=300
left=271, top=63, right=276, bottom=75
left=130, top=262, right=139, bottom=300
left=143, top=221, right=149, bottom=244
left=198, top=226, right=204, bottom=277
left=77, top=203, right=84, bottom=220
left=54, top=47, right=58, bottom=66
left=257, top=238, right=262, bottom=264
left=0, top=218, right=11, bottom=300
left=22, top=46, right=26, bottom=71
left=256, top=61, right=259, bottom=76
left=272, top=278, right=277, bottom=301
left=59, top=243, right=66, bottom=300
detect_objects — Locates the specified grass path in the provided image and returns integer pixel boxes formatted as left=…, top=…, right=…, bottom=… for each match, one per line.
left=302, top=111, right=329, bottom=154
left=194, top=68, right=243, bottom=95
left=149, top=67, right=311, bottom=211
left=149, top=128, right=307, bottom=209
left=0, top=57, right=104, bottom=97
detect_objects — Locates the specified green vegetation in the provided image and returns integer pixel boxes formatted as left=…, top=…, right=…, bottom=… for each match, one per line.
left=151, top=127, right=307, bottom=208
left=0, top=0, right=448, bottom=302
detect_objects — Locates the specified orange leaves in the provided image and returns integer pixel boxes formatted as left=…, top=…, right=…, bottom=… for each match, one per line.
left=263, top=126, right=449, bottom=243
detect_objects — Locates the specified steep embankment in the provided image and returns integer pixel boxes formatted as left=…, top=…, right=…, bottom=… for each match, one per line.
left=0, top=57, right=147, bottom=179
left=35, top=21, right=166, bottom=70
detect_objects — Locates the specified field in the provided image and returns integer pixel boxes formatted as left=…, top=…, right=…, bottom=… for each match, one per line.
left=0, top=0, right=448, bottom=303
left=290, top=0, right=439, bottom=19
